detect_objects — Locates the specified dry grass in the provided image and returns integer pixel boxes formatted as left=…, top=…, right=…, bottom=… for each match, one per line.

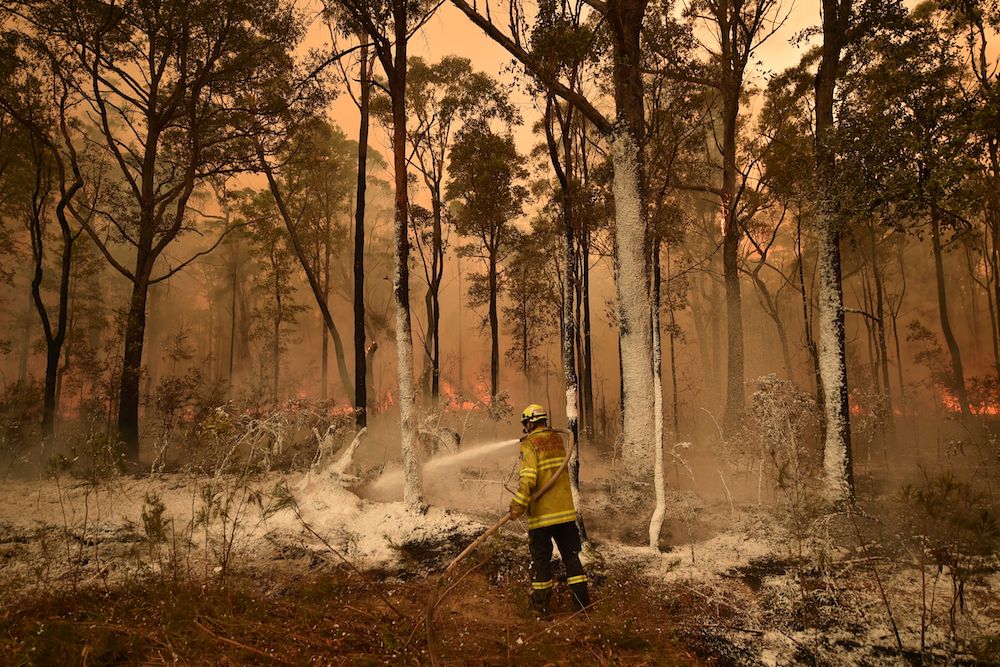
left=0, top=548, right=710, bottom=666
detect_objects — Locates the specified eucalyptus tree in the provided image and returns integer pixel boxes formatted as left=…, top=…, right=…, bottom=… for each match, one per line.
left=814, top=0, right=855, bottom=501
left=326, top=18, right=375, bottom=428
left=838, top=1, right=977, bottom=422
left=372, top=55, right=517, bottom=403
left=279, top=118, right=357, bottom=403
left=239, top=190, right=307, bottom=405
left=451, top=0, right=659, bottom=483
left=681, top=0, right=790, bottom=434
left=328, top=0, right=444, bottom=508
left=446, top=124, right=530, bottom=402
left=16, top=0, right=300, bottom=463
left=0, top=35, right=91, bottom=440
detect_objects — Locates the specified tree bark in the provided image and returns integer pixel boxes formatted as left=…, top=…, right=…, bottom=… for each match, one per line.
left=930, top=208, right=972, bottom=419
left=118, top=263, right=152, bottom=464
left=425, top=185, right=444, bottom=403
left=26, top=137, right=82, bottom=441
left=581, top=230, right=595, bottom=436
left=354, top=37, right=371, bottom=428
left=721, top=67, right=744, bottom=436
left=271, top=237, right=283, bottom=405
left=815, top=0, right=854, bottom=503
left=488, top=250, right=500, bottom=400
left=320, top=217, right=334, bottom=401
left=544, top=94, right=586, bottom=540
left=796, top=212, right=825, bottom=420
left=391, top=0, right=422, bottom=507
left=869, top=230, right=895, bottom=443
left=228, top=242, right=239, bottom=387
left=608, top=0, right=655, bottom=480
left=649, top=236, right=665, bottom=549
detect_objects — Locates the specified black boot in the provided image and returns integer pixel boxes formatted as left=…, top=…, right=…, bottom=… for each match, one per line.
left=530, top=588, right=552, bottom=617
left=569, top=582, right=590, bottom=611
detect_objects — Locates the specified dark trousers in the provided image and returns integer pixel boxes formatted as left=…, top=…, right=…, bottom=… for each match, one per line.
left=528, top=520, right=589, bottom=610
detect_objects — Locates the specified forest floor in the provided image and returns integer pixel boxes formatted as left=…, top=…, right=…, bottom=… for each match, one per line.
left=0, top=466, right=998, bottom=665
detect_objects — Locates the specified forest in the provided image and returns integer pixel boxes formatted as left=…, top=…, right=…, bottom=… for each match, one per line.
left=0, top=0, right=998, bottom=663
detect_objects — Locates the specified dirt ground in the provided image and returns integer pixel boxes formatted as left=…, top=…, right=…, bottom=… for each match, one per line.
left=0, top=524, right=707, bottom=665
left=1, top=469, right=999, bottom=666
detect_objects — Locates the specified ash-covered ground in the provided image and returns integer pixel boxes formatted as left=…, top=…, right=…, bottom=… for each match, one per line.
left=1, top=425, right=998, bottom=665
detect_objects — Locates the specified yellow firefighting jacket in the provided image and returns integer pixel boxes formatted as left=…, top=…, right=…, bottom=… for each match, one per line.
left=511, top=426, right=576, bottom=529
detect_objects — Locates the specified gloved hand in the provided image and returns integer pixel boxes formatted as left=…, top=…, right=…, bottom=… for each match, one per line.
left=509, top=502, right=524, bottom=519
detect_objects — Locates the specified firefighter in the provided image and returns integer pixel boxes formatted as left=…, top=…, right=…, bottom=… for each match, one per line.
left=509, top=403, right=590, bottom=616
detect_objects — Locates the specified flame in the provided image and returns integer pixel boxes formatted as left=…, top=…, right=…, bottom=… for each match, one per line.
left=847, top=393, right=864, bottom=416
left=939, top=389, right=1000, bottom=416
left=439, top=380, right=477, bottom=411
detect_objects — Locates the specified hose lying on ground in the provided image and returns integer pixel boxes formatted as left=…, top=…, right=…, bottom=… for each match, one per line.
left=425, top=428, right=579, bottom=666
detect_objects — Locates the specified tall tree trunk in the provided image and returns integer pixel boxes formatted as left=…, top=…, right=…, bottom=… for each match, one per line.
left=391, top=0, right=422, bottom=508
left=815, top=220, right=854, bottom=501
left=545, top=95, right=587, bottom=540
left=457, top=253, right=464, bottom=391
left=579, top=122, right=596, bottom=438
left=28, top=147, right=81, bottom=441
left=930, top=208, right=972, bottom=419
left=228, top=244, right=239, bottom=388
left=354, top=37, right=371, bottom=428
left=649, top=237, right=665, bottom=550
left=581, top=231, right=595, bottom=436
left=721, top=74, right=745, bottom=436
left=272, top=239, right=282, bottom=405
left=796, top=212, right=825, bottom=419
left=118, top=264, right=151, bottom=464
left=870, top=230, right=895, bottom=444
left=488, top=251, right=500, bottom=400
left=815, top=0, right=854, bottom=503
left=608, top=0, right=655, bottom=481
left=427, top=187, right=443, bottom=403
left=667, top=243, right=680, bottom=437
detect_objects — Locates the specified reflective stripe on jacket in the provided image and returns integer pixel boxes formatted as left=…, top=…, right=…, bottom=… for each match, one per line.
left=511, top=426, right=576, bottom=529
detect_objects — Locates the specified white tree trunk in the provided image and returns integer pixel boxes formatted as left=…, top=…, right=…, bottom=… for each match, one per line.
left=648, top=287, right=665, bottom=550
left=567, top=386, right=581, bottom=511
left=816, top=213, right=851, bottom=503
left=610, top=130, right=655, bottom=478
left=395, top=215, right=423, bottom=508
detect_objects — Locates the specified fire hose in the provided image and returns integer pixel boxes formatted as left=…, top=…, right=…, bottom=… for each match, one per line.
left=425, top=429, right=578, bottom=666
